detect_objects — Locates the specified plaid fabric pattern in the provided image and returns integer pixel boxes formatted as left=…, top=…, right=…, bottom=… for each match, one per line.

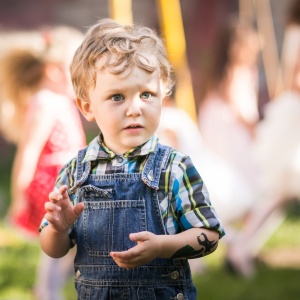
left=40, top=134, right=224, bottom=238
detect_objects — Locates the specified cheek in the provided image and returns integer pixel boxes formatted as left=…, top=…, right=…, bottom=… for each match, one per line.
left=95, top=112, right=118, bottom=134
left=148, top=105, right=162, bottom=128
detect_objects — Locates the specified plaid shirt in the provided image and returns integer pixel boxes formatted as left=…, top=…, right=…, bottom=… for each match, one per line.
left=39, top=134, right=225, bottom=238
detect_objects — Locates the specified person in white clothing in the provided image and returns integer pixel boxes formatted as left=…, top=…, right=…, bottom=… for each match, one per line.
left=157, top=94, right=253, bottom=274
left=226, top=0, right=300, bottom=277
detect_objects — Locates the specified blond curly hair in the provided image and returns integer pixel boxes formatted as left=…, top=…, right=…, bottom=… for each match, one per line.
left=70, top=18, right=174, bottom=102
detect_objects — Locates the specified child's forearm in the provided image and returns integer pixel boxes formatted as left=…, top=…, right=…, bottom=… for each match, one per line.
left=39, top=225, right=71, bottom=258
left=159, top=228, right=219, bottom=259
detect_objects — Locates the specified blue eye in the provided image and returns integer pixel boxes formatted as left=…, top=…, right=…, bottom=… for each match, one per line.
left=141, top=92, right=151, bottom=99
left=111, top=94, right=124, bottom=102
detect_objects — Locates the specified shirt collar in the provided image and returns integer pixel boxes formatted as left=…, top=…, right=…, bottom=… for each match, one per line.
left=82, top=134, right=159, bottom=163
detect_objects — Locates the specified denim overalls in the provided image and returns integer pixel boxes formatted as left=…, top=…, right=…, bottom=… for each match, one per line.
left=69, top=144, right=197, bottom=300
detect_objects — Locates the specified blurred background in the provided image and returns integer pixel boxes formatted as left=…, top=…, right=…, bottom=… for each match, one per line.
left=0, top=0, right=299, bottom=299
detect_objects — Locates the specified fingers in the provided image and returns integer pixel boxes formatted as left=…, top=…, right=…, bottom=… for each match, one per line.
left=112, top=260, right=135, bottom=270
left=49, top=185, right=68, bottom=200
left=109, top=232, right=152, bottom=260
left=49, top=185, right=70, bottom=210
left=49, top=190, right=62, bottom=203
left=110, top=246, right=139, bottom=261
left=110, top=250, right=132, bottom=259
left=74, top=202, right=84, bottom=216
left=129, top=231, right=151, bottom=242
left=110, top=251, right=137, bottom=269
left=44, top=202, right=61, bottom=223
left=44, top=201, right=61, bottom=213
left=44, top=212, right=59, bottom=223
left=59, top=185, right=69, bottom=198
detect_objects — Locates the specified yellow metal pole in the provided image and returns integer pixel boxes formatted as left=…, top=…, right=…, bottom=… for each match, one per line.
left=254, top=0, right=284, bottom=99
left=109, top=0, right=133, bottom=25
left=157, top=0, right=197, bottom=121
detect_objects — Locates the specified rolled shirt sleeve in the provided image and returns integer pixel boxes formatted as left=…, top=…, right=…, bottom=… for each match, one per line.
left=162, top=153, right=225, bottom=238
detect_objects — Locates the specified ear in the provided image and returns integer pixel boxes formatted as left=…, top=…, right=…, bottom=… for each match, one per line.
left=162, top=95, right=170, bottom=107
left=162, top=96, right=167, bottom=106
left=76, top=98, right=95, bottom=122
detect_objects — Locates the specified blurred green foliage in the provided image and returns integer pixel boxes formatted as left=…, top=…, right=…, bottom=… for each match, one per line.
left=0, top=140, right=15, bottom=217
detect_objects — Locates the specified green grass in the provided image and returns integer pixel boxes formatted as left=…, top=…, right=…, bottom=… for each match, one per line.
left=0, top=225, right=77, bottom=299
left=0, top=243, right=40, bottom=299
left=195, top=265, right=300, bottom=300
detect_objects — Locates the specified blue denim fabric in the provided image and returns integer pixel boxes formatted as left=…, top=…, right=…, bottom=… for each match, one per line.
left=71, top=145, right=197, bottom=300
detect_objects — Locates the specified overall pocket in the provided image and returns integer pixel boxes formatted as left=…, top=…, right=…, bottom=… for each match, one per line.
left=80, top=185, right=147, bottom=256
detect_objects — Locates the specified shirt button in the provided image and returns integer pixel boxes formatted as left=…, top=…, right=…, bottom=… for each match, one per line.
left=116, top=156, right=123, bottom=163
left=75, top=270, right=81, bottom=279
left=171, top=271, right=179, bottom=279
left=177, top=293, right=184, bottom=300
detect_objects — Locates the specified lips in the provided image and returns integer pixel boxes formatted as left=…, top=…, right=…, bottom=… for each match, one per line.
left=124, top=124, right=143, bottom=129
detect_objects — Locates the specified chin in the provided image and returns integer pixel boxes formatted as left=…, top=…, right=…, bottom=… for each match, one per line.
left=126, top=137, right=149, bottom=150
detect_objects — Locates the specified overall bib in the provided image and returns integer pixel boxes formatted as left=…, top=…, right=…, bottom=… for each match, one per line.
left=70, top=144, right=197, bottom=300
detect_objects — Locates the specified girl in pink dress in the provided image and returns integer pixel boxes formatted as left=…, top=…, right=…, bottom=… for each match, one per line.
left=0, top=26, right=85, bottom=299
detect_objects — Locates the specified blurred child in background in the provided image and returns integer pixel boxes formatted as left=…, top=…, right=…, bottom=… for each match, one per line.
left=197, top=16, right=261, bottom=251
left=226, top=0, right=300, bottom=277
left=0, top=26, right=86, bottom=299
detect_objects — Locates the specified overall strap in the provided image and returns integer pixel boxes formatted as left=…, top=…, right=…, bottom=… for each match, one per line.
left=76, top=148, right=87, bottom=181
left=68, top=147, right=91, bottom=196
left=142, top=144, right=172, bottom=190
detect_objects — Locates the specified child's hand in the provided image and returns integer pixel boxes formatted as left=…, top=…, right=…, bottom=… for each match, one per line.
left=44, top=185, right=84, bottom=233
left=109, top=231, right=163, bottom=269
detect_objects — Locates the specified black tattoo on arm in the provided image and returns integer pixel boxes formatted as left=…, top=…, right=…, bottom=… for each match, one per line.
left=171, top=233, right=218, bottom=259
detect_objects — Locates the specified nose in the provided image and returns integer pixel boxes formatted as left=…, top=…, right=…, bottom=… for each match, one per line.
left=126, top=97, right=142, bottom=117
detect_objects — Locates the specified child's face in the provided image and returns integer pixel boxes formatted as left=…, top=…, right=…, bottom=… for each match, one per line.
left=77, top=62, right=165, bottom=155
